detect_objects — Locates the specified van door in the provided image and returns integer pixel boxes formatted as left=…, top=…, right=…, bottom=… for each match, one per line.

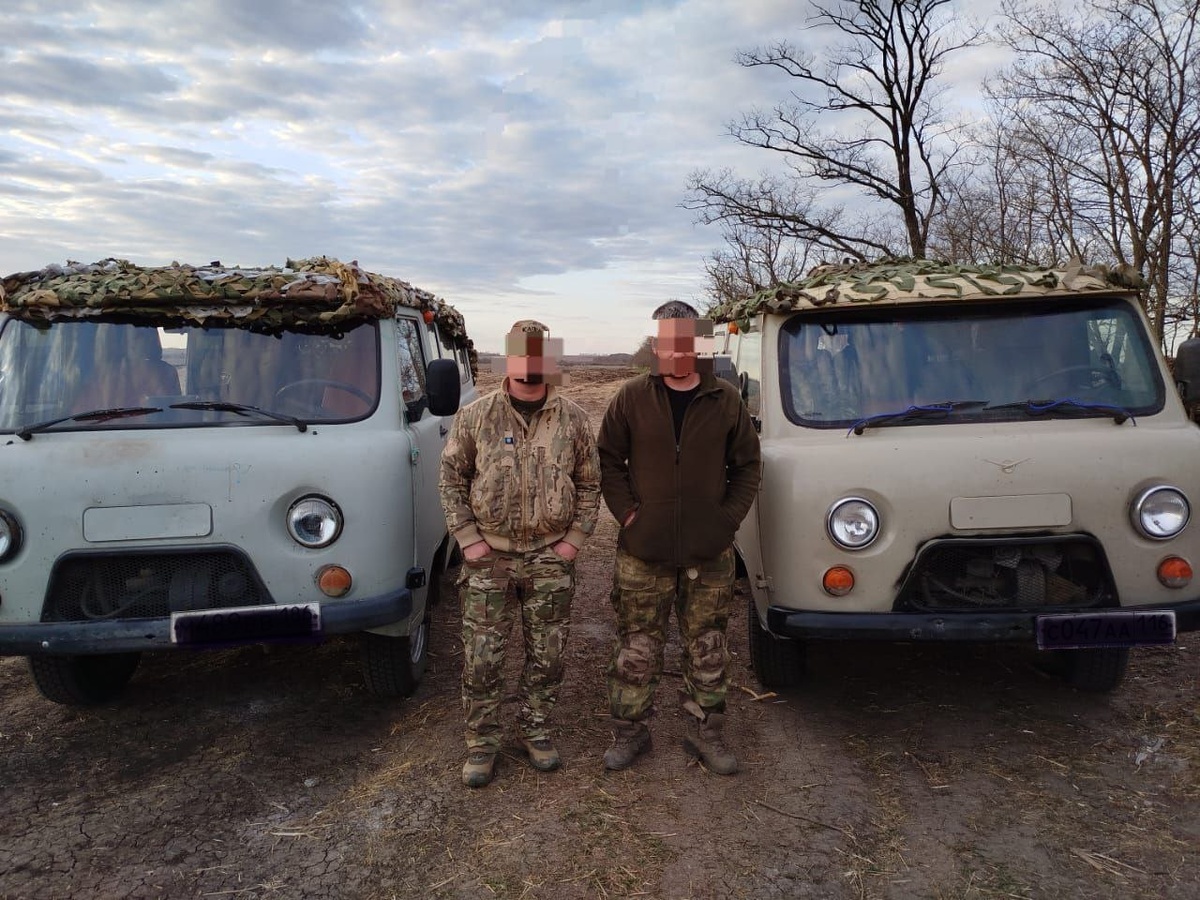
left=726, top=321, right=769, bottom=596
left=394, top=316, right=446, bottom=600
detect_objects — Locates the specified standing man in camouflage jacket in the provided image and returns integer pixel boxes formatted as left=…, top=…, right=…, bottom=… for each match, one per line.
left=440, top=320, right=601, bottom=788
left=597, top=301, right=761, bottom=775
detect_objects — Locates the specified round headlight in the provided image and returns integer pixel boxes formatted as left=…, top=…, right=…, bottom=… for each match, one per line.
left=0, top=510, right=22, bottom=562
left=827, top=497, right=880, bottom=549
left=1132, top=486, right=1189, bottom=540
left=287, top=496, right=343, bottom=548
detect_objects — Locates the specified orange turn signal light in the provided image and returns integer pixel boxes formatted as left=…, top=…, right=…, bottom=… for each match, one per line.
left=1157, top=556, right=1192, bottom=589
left=822, top=566, right=855, bottom=596
left=422, top=309, right=435, bottom=324
left=317, top=565, right=353, bottom=598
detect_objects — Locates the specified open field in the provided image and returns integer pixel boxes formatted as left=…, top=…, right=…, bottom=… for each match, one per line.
left=1, top=367, right=1196, bottom=899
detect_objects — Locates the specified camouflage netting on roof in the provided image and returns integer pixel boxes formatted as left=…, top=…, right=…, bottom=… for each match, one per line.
left=0, top=256, right=474, bottom=348
left=711, top=258, right=1147, bottom=328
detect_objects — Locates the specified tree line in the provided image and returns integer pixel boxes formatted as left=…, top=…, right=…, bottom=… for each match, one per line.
left=685, top=0, right=1200, bottom=351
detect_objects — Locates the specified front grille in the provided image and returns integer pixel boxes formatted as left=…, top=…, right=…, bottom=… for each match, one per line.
left=896, top=536, right=1115, bottom=613
left=41, top=548, right=273, bottom=622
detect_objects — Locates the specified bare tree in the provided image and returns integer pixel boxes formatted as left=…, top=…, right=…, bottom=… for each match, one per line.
left=701, top=221, right=816, bottom=309
left=686, top=0, right=983, bottom=266
left=631, top=336, right=655, bottom=369
left=932, top=117, right=1110, bottom=267
left=1166, top=195, right=1200, bottom=346
left=989, top=0, right=1200, bottom=344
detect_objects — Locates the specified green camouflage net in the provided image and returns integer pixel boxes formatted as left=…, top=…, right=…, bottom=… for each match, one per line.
left=0, top=256, right=476, bottom=374
left=711, top=259, right=1146, bottom=331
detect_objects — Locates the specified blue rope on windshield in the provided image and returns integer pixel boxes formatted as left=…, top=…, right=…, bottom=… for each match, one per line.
left=1026, top=398, right=1137, bottom=424
left=846, top=402, right=959, bottom=437
left=846, top=397, right=1134, bottom=436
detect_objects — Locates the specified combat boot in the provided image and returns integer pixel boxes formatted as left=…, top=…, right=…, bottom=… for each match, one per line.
left=462, top=750, right=496, bottom=788
left=681, top=699, right=738, bottom=775
left=521, top=737, right=561, bottom=772
left=603, top=718, right=651, bottom=771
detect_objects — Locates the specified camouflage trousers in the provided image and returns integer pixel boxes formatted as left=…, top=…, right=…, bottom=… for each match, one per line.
left=459, top=544, right=575, bottom=752
left=607, top=546, right=736, bottom=722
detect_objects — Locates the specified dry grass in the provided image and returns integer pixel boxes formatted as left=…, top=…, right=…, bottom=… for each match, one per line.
left=836, top=734, right=916, bottom=898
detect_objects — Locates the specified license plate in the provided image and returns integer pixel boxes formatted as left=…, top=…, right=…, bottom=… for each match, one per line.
left=1036, top=610, right=1176, bottom=650
left=170, top=603, right=321, bottom=647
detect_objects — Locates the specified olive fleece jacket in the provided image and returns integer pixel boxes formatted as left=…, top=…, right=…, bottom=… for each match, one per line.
left=597, top=373, right=761, bottom=566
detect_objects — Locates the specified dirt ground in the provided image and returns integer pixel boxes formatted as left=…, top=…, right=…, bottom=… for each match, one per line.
left=0, top=367, right=1197, bottom=900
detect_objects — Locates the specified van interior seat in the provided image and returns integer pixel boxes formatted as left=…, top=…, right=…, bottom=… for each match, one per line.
left=321, top=328, right=376, bottom=417
left=72, top=328, right=181, bottom=412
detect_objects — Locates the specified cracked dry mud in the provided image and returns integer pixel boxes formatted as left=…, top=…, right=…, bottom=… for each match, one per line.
left=1, top=367, right=1197, bottom=900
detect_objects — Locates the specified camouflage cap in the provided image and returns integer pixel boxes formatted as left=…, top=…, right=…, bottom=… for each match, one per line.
left=509, top=319, right=550, bottom=336
left=651, top=300, right=699, bottom=320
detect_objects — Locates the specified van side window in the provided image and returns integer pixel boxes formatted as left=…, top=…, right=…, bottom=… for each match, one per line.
left=395, top=318, right=427, bottom=411
left=713, top=329, right=738, bottom=388
left=420, top=320, right=439, bottom=365
left=434, top=325, right=471, bottom=385
left=735, top=326, right=762, bottom=417
left=457, top=345, right=474, bottom=384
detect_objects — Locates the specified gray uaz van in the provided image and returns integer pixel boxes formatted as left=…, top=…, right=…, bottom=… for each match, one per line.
left=0, top=257, right=476, bottom=704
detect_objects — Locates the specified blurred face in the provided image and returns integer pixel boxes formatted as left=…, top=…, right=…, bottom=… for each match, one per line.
left=651, top=318, right=715, bottom=377
left=493, top=333, right=565, bottom=385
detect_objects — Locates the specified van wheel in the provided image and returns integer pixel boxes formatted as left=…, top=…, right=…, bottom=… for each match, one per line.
left=28, top=653, right=141, bottom=706
left=1059, top=647, right=1129, bottom=692
left=747, top=595, right=805, bottom=688
left=427, top=541, right=450, bottom=608
left=360, top=615, right=429, bottom=698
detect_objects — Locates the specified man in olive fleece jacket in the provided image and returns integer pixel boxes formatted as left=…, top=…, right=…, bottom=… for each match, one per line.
left=597, top=301, right=761, bottom=775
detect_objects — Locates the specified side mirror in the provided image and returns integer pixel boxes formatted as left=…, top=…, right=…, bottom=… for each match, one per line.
left=426, top=358, right=462, bottom=417
left=713, top=355, right=738, bottom=388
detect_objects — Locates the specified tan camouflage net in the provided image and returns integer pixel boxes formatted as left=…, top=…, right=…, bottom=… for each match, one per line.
left=711, top=258, right=1146, bottom=330
left=0, top=256, right=478, bottom=377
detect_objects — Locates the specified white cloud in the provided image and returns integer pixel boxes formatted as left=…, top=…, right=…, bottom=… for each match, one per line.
left=0, top=0, right=1000, bottom=353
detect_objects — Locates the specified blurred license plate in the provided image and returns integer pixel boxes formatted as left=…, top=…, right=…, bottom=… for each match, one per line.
left=1036, top=611, right=1176, bottom=650
left=171, top=603, right=321, bottom=646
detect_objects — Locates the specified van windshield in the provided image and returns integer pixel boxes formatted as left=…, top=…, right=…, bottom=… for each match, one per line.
left=0, top=318, right=381, bottom=433
left=779, top=296, right=1165, bottom=428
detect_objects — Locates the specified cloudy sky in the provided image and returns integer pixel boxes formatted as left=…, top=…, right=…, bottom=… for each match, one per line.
left=0, top=0, right=1002, bottom=353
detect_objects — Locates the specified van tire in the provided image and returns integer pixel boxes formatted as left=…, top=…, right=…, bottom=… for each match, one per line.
left=360, top=615, right=429, bottom=698
left=427, top=539, right=451, bottom=608
left=747, top=595, right=805, bottom=688
left=1060, top=647, right=1129, bottom=692
left=28, top=652, right=141, bottom=706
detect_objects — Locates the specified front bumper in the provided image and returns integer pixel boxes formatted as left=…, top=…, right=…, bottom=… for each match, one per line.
left=0, top=588, right=412, bottom=656
left=766, top=597, right=1200, bottom=642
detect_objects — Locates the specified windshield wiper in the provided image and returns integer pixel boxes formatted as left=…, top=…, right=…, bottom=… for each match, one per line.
left=847, top=400, right=988, bottom=436
left=17, top=406, right=163, bottom=441
left=984, top=398, right=1136, bottom=425
left=169, top=400, right=308, bottom=432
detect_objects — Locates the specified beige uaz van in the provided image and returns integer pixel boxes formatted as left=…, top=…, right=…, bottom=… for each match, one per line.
left=715, top=260, right=1200, bottom=692
left=0, top=257, right=475, bottom=705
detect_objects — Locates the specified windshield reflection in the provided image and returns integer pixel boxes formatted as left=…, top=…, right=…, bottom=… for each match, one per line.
left=0, top=318, right=380, bottom=432
left=779, top=298, right=1164, bottom=427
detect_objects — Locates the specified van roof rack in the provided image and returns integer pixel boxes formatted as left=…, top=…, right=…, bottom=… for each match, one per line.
left=0, top=256, right=473, bottom=350
left=711, top=258, right=1144, bottom=328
